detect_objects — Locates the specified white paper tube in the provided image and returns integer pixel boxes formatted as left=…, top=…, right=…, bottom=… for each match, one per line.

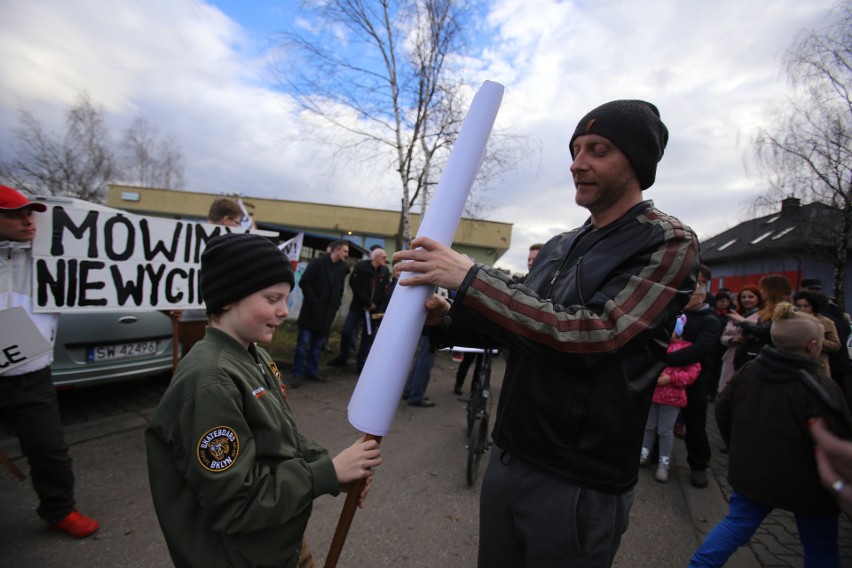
left=348, top=80, right=504, bottom=436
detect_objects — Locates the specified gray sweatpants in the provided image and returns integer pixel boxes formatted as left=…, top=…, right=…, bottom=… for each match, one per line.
left=478, top=448, right=634, bottom=568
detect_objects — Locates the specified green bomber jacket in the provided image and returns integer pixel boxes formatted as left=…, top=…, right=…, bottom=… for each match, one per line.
left=146, top=327, right=339, bottom=568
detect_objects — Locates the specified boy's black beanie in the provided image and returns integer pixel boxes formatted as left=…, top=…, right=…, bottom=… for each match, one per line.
left=200, top=232, right=295, bottom=314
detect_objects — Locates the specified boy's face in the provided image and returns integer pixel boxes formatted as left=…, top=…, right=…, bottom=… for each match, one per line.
left=216, top=282, right=291, bottom=348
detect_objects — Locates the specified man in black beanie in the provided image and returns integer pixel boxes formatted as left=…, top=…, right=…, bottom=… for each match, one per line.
left=393, top=99, right=698, bottom=567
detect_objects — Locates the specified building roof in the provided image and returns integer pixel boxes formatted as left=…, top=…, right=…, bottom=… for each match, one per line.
left=106, top=184, right=513, bottom=260
left=700, top=197, right=848, bottom=263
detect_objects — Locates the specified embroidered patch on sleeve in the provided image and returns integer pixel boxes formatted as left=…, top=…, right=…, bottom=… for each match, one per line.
left=197, top=426, right=240, bottom=472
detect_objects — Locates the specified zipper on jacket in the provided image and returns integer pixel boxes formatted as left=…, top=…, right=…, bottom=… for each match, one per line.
left=575, top=256, right=585, bottom=305
left=524, top=255, right=553, bottom=285
left=256, top=360, right=301, bottom=451
left=544, top=226, right=594, bottom=299
left=256, top=362, right=276, bottom=392
left=546, top=254, right=574, bottom=299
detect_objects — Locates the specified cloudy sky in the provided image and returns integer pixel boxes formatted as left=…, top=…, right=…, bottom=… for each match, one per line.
left=0, top=0, right=839, bottom=273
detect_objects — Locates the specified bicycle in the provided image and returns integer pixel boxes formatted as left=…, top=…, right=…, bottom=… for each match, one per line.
left=452, top=346, right=498, bottom=486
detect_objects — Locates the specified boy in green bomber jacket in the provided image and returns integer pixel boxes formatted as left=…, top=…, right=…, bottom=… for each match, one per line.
left=146, top=233, right=381, bottom=568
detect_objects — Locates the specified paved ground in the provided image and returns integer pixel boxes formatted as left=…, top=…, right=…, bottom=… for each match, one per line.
left=0, top=351, right=850, bottom=567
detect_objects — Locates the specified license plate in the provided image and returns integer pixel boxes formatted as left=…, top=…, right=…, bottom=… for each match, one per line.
left=88, top=341, right=159, bottom=362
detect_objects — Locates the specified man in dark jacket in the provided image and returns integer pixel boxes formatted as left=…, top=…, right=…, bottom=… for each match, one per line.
left=329, top=247, right=389, bottom=372
left=666, top=283, right=722, bottom=488
left=292, top=240, right=349, bottom=385
left=690, top=303, right=849, bottom=567
left=801, top=278, right=850, bottom=396
left=394, top=100, right=698, bottom=567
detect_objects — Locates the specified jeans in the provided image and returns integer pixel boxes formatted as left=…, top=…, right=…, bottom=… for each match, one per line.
left=689, top=490, right=840, bottom=568
left=0, top=367, right=76, bottom=523
left=292, top=327, right=326, bottom=377
left=403, top=335, right=434, bottom=403
left=479, top=448, right=633, bottom=567
left=337, top=310, right=376, bottom=371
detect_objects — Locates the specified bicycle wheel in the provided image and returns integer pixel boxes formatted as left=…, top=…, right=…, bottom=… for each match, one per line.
left=466, top=413, right=489, bottom=486
left=466, top=381, right=481, bottom=436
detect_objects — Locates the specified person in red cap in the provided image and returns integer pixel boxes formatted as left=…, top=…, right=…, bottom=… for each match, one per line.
left=0, top=184, right=99, bottom=538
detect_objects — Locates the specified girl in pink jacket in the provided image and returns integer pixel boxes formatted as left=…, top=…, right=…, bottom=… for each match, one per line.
left=640, top=315, right=701, bottom=482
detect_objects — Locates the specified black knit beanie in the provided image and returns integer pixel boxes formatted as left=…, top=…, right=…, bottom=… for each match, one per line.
left=569, top=100, right=668, bottom=190
left=200, top=232, right=296, bottom=314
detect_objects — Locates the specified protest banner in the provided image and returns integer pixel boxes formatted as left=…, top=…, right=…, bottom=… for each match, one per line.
left=278, top=232, right=304, bottom=270
left=31, top=202, right=275, bottom=312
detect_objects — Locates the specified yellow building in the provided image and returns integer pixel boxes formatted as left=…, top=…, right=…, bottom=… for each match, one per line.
left=106, top=184, right=512, bottom=265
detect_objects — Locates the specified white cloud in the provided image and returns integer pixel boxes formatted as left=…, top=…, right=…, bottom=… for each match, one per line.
left=0, top=0, right=838, bottom=273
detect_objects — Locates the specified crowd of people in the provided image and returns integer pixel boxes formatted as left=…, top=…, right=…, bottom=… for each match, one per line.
left=5, top=94, right=852, bottom=567
left=714, top=275, right=850, bottom=400
left=641, top=268, right=852, bottom=566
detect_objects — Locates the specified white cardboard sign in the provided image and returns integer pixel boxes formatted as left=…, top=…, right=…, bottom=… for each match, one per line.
left=0, top=307, right=53, bottom=375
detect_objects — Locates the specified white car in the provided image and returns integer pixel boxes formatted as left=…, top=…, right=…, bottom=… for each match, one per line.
left=51, top=310, right=175, bottom=389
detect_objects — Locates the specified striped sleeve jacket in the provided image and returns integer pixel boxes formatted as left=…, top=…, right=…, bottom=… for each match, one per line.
left=446, top=200, right=699, bottom=493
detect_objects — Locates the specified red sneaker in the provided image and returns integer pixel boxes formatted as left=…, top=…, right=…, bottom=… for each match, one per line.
left=49, top=510, right=99, bottom=538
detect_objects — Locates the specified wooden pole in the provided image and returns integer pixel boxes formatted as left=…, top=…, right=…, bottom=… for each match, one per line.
left=0, top=451, right=26, bottom=481
left=171, top=316, right=180, bottom=372
left=324, top=434, right=382, bottom=568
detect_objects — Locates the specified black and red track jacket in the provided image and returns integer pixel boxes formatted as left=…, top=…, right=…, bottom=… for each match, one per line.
left=445, top=200, right=699, bottom=493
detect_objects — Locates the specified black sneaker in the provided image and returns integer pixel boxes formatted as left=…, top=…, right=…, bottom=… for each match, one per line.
left=408, top=398, right=436, bottom=408
left=690, top=470, right=708, bottom=488
left=306, top=373, right=328, bottom=383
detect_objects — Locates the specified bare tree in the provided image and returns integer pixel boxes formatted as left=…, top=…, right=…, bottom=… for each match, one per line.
left=752, top=1, right=852, bottom=305
left=1, top=93, right=120, bottom=201
left=274, top=0, right=520, bottom=248
left=1, top=93, right=186, bottom=203
left=120, top=114, right=185, bottom=190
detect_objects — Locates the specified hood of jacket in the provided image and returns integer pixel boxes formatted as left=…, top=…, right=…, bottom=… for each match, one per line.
left=752, top=346, right=820, bottom=383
